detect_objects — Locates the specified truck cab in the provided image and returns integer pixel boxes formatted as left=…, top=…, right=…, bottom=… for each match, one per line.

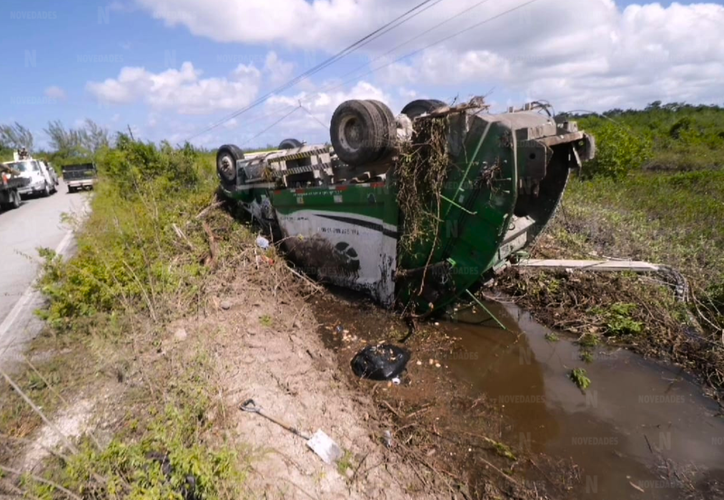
left=2, top=158, right=56, bottom=198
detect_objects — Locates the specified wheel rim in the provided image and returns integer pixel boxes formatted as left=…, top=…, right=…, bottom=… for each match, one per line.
left=339, top=116, right=364, bottom=152
left=218, top=154, right=235, bottom=179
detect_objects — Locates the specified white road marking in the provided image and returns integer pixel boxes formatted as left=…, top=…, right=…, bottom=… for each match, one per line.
left=0, top=229, right=75, bottom=348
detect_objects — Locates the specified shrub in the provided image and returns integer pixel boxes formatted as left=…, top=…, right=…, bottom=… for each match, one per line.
left=37, top=139, right=216, bottom=330
left=583, top=121, right=653, bottom=178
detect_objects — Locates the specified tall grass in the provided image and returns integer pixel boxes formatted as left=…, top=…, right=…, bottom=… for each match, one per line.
left=2, top=137, right=249, bottom=499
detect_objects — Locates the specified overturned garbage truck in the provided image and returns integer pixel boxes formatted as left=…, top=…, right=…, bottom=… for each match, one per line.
left=217, top=97, right=595, bottom=314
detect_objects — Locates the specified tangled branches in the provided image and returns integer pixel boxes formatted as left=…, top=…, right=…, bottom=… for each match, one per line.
left=395, top=116, right=451, bottom=255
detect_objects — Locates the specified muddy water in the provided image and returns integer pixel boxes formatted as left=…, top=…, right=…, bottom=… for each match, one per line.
left=445, top=303, right=724, bottom=499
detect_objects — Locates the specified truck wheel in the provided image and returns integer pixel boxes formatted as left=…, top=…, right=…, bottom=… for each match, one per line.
left=366, top=100, right=397, bottom=161
left=11, top=190, right=21, bottom=208
left=217, top=144, right=244, bottom=185
left=401, top=99, right=447, bottom=119
left=331, top=100, right=387, bottom=166
left=278, top=138, right=303, bottom=150
left=43, top=183, right=51, bottom=197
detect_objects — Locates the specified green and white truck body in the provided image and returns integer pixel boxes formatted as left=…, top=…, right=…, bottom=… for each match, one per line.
left=217, top=99, right=594, bottom=313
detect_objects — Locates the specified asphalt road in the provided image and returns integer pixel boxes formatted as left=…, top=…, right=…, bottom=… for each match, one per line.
left=0, top=181, right=88, bottom=369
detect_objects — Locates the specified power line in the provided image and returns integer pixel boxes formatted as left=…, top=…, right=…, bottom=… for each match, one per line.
left=237, top=0, right=543, bottom=141
left=240, top=106, right=301, bottom=147
left=346, top=0, right=495, bottom=81
left=185, top=0, right=445, bottom=141
left=332, top=0, right=543, bottom=93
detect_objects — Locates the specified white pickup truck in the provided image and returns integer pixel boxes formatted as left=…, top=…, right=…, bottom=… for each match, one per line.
left=2, top=154, right=57, bottom=198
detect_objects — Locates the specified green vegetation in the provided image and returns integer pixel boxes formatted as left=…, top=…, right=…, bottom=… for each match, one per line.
left=37, top=137, right=214, bottom=328
left=504, top=101, right=724, bottom=398
left=1, top=136, right=252, bottom=498
left=569, top=368, right=591, bottom=391
left=558, top=102, right=724, bottom=331
left=572, top=102, right=724, bottom=176
left=29, top=357, right=243, bottom=499
left=544, top=332, right=559, bottom=342
left=580, top=351, right=594, bottom=364
left=336, top=450, right=354, bottom=477
left=0, top=119, right=110, bottom=168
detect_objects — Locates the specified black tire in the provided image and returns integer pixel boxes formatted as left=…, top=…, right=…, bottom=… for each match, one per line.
left=401, top=99, right=447, bottom=119
left=366, top=100, right=397, bottom=161
left=8, top=190, right=21, bottom=209
left=68, top=186, right=75, bottom=194
left=278, top=138, right=303, bottom=150
left=216, top=144, right=244, bottom=185
left=43, top=183, right=51, bottom=197
left=330, top=100, right=387, bottom=166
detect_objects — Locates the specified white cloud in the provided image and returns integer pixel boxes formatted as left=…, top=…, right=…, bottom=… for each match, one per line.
left=86, top=61, right=262, bottom=115
left=44, top=86, right=67, bottom=101
left=264, top=52, right=295, bottom=86
left=135, top=0, right=372, bottom=48
left=134, top=0, right=724, bottom=111
left=245, top=80, right=392, bottom=143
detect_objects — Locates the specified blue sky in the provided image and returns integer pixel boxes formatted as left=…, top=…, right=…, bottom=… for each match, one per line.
left=1, top=0, right=723, bottom=150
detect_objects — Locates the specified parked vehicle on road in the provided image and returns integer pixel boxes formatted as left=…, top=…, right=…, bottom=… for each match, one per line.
left=0, top=163, right=29, bottom=211
left=62, top=163, right=97, bottom=193
left=217, top=97, right=595, bottom=314
left=2, top=156, right=56, bottom=198
left=45, top=161, right=60, bottom=186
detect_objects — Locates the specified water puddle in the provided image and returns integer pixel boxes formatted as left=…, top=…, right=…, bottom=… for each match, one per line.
left=312, top=291, right=724, bottom=498
left=445, top=303, right=724, bottom=499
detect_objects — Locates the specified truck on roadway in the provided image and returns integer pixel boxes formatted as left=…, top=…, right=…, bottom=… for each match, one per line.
left=0, top=163, right=29, bottom=211
left=62, top=163, right=97, bottom=193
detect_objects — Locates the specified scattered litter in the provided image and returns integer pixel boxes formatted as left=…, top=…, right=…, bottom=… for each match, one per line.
left=383, top=430, right=393, bottom=448
left=256, top=236, right=270, bottom=249
left=435, top=363, right=441, bottom=368
left=629, top=482, right=645, bottom=493
left=351, top=344, right=411, bottom=380
left=429, top=359, right=434, bottom=365
left=220, top=300, right=232, bottom=311
left=392, top=377, right=401, bottom=385
left=416, top=360, right=422, bottom=366
left=173, top=327, right=188, bottom=341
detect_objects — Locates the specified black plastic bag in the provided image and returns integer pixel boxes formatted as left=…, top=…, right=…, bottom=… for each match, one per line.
left=351, top=344, right=411, bottom=381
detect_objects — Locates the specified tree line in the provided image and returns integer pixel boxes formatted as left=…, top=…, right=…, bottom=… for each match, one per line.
left=0, top=119, right=110, bottom=165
